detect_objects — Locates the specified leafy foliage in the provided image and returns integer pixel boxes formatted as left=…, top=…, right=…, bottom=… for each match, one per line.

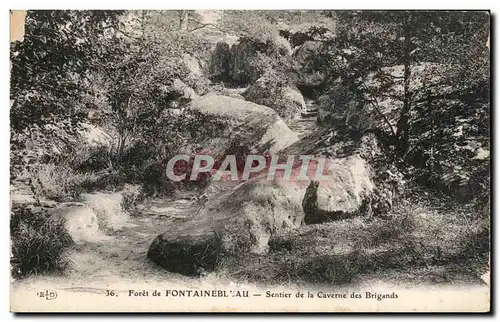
left=10, top=11, right=121, bottom=129
left=10, top=10, right=122, bottom=181
left=320, top=11, right=490, bottom=200
left=11, top=10, right=218, bottom=199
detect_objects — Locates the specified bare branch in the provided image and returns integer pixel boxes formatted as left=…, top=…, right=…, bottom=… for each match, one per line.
left=188, top=23, right=213, bottom=33
left=360, top=82, right=398, bottom=138
left=114, top=28, right=143, bottom=41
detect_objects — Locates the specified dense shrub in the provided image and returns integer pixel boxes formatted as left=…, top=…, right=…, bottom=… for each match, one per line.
left=10, top=120, right=84, bottom=178
left=93, top=108, right=242, bottom=197
left=10, top=204, right=73, bottom=279
left=209, top=42, right=232, bottom=82
left=318, top=12, right=490, bottom=203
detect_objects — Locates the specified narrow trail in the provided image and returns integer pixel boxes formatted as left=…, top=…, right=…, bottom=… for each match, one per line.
left=288, top=100, right=321, bottom=138
left=11, top=197, right=204, bottom=292
left=10, top=105, right=323, bottom=295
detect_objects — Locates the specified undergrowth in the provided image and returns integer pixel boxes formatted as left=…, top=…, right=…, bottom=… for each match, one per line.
left=10, top=204, right=74, bottom=279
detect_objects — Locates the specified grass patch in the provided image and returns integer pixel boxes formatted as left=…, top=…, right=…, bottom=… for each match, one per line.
left=25, top=161, right=130, bottom=202
left=27, top=163, right=108, bottom=201
left=10, top=204, right=74, bottom=279
left=227, top=195, right=490, bottom=286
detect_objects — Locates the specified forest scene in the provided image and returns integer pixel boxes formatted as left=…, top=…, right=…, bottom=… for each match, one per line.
left=10, top=10, right=490, bottom=295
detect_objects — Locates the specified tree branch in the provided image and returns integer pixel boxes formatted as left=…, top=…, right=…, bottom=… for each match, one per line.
left=360, top=82, right=398, bottom=138
left=115, top=28, right=143, bottom=41
left=188, top=23, right=213, bottom=33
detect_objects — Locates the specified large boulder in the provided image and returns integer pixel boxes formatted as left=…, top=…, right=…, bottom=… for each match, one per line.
left=283, top=131, right=404, bottom=219
left=147, top=179, right=308, bottom=276
left=83, top=190, right=134, bottom=232
left=140, top=94, right=300, bottom=197
left=172, top=78, right=198, bottom=103
left=285, top=132, right=393, bottom=224
left=301, top=155, right=374, bottom=224
left=78, top=123, right=113, bottom=148
left=230, top=35, right=292, bottom=84
left=159, top=78, right=199, bottom=108
left=243, top=72, right=306, bottom=121
left=147, top=231, right=222, bottom=276
left=50, top=203, right=99, bottom=245
left=191, top=26, right=238, bottom=47
left=292, top=41, right=326, bottom=87
left=186, top=93, right=299, bottom=154
left=211, top=85, right=247, bottom=100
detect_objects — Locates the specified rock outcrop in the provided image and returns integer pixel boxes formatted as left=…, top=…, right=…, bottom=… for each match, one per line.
left=292, top=40, right=326, bottom=87
left=171, top=78, right=198, bottom=104
left=147, top=231, right=222, bottom=276
left=209, top=34, right=293, bottom=85
left=78, top=123, right=113, bottom=148
left=147, top=179, right=306, bottom=275
left=301, top=155, right=374, bottom=224
left=186, top=93, right=299, bottom=154
left=181, top=53, right=204, bottom=78
left=230, top=35, right=292, bottom=84
left=148, top=130, right=402, bottom=276
left=50, top=203, right=99, bottom=245
left=284, top=131, right=404, bottom=219
left=83, top=190, right=134, bottom=232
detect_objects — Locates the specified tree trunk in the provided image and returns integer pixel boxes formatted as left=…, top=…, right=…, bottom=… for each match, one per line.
left=428, top=96, right=435, bottom=172
left=396, top=13, right=412, bottom=154
left=179, top=10, right=189, bottom=31
left=117, top=133, right=126, bottom=164
left=141, top=10, right=146, bottom=40
left=116, top=95, right=132, bottom=166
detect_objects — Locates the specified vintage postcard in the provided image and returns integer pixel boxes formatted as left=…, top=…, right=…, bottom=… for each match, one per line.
left=9, top=9, right=491, bottom=312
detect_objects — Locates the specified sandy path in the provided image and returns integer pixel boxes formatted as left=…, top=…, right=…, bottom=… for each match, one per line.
left=288, top=114, right=319, bottom=138
left=11, top=198, right=203, bottom=289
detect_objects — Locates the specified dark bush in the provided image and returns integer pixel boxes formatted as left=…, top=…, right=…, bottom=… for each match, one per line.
left=10, top=205, right=73, bottom=279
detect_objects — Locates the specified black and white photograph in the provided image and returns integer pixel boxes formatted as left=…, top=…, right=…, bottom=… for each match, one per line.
left=8, top=8, right=491, bottom=312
